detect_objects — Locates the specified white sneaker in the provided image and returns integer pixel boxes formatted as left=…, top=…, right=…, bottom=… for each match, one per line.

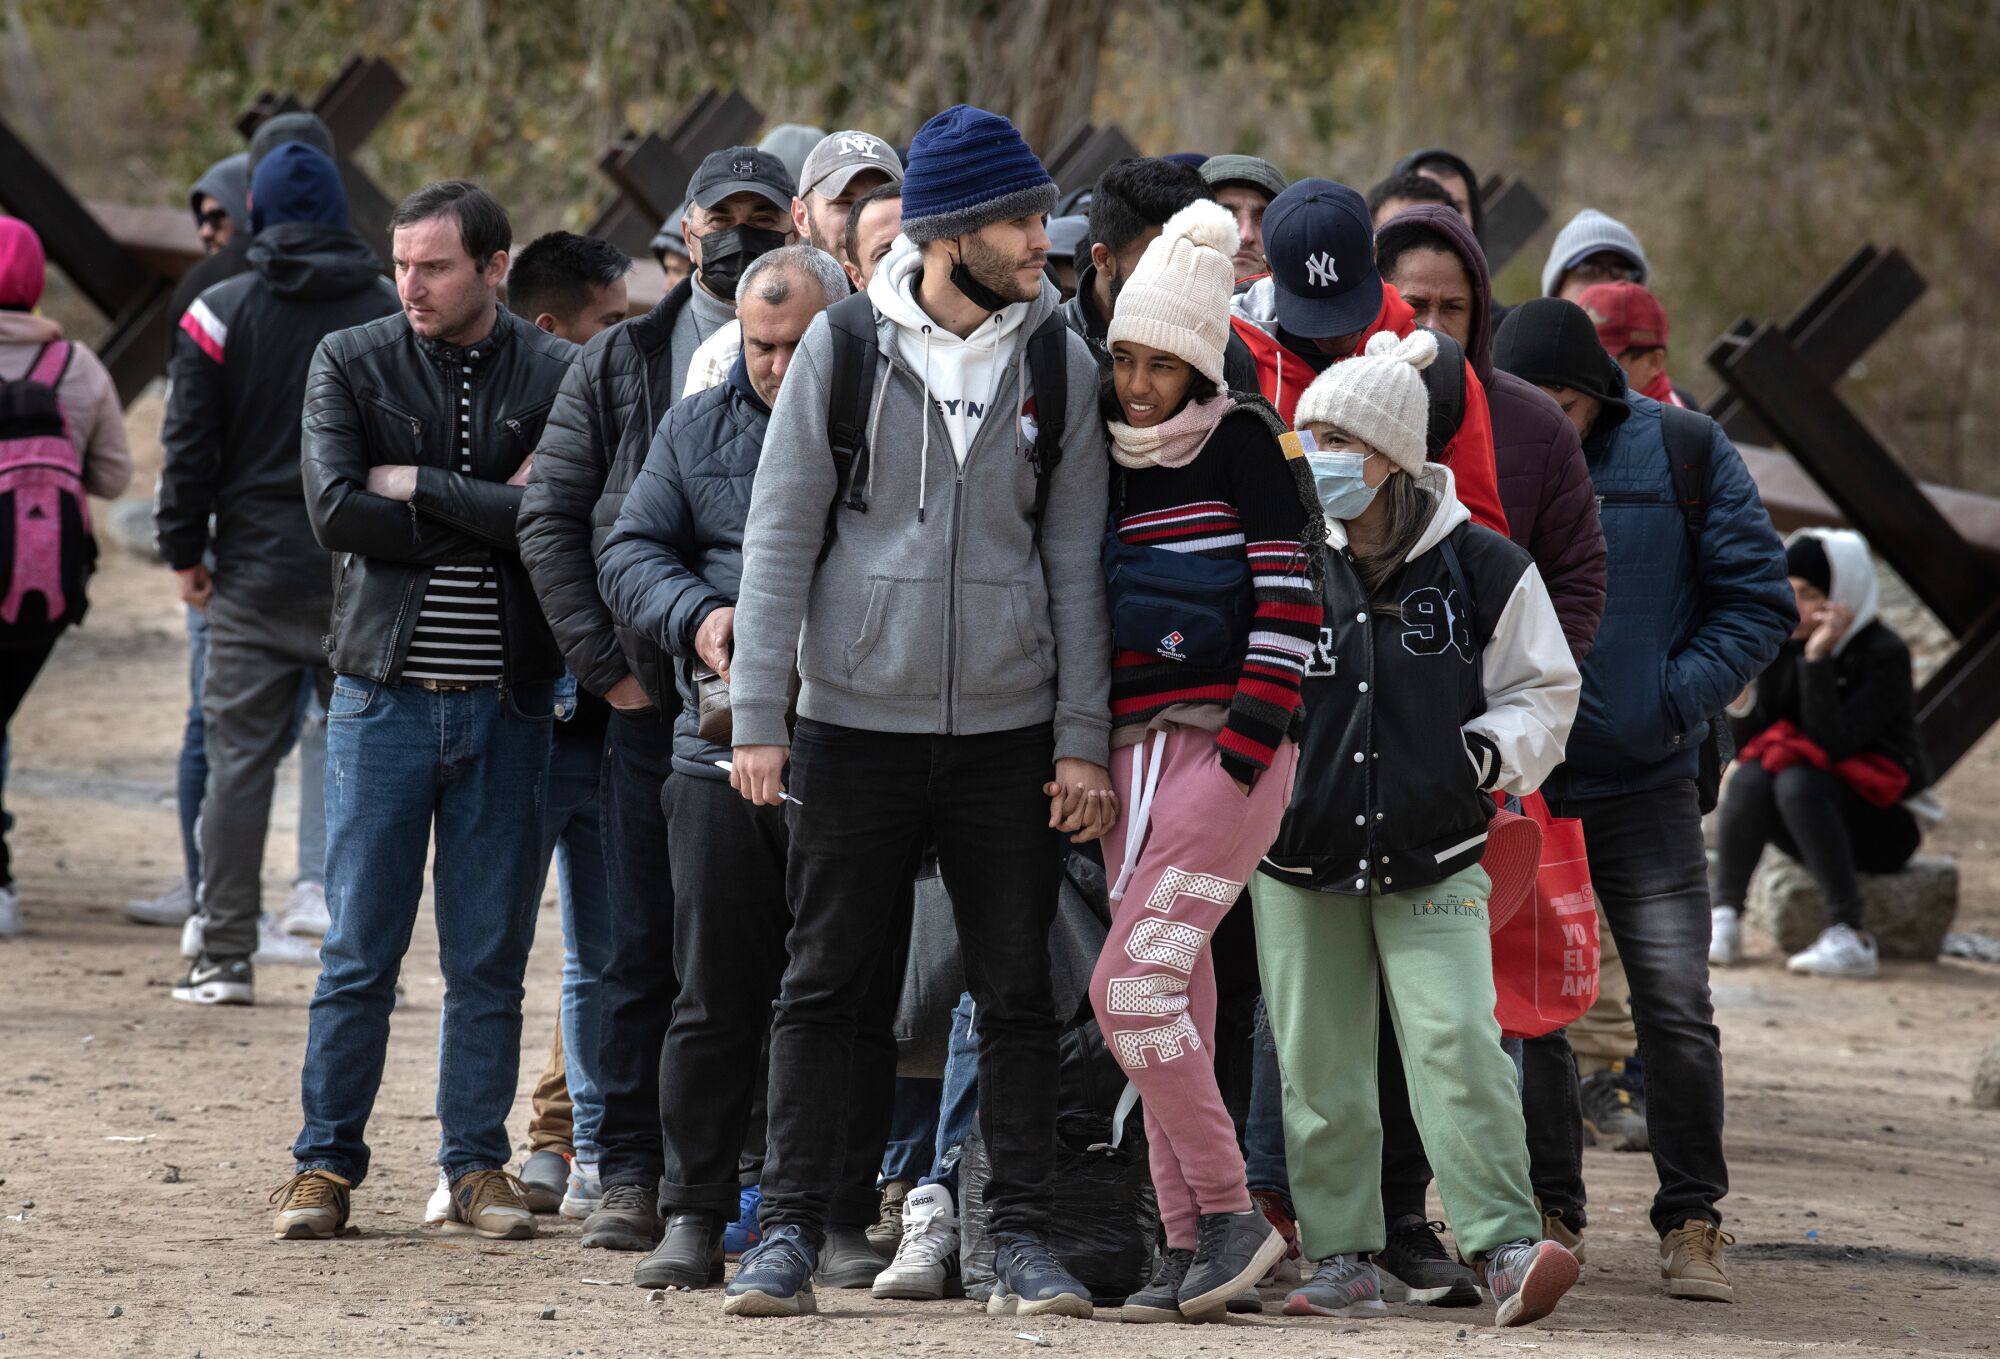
left=126, top=878, right=194, bottom=926
left=1787, top=923, right=1879, bottom=978
left=423, top=1169, right=452, bottom=1225
left=179, top=910, right=205, bottom=959
left=280, top=881, right=332, bottom=939
left=0, top=885, right=22, bottom=938
left=1709, top=907, right=1743, bottom=966
left=185, top=911, right=322, bottom=966
left=560, top=1158, right=602, bottom=1219
left=872, top=1183, right=963, bottom=1300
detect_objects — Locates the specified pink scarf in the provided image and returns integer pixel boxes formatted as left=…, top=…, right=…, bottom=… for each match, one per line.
left=1109, top=394, right=1235, bottom=470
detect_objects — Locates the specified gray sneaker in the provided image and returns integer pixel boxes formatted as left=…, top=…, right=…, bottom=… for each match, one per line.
left=125, top=878, right=194, bottom=927
left=1283, top=1253, right=1387, bottom=1318
left=579, top=1182, right=662, bottom=1251
left=1179, top=1209, right=1286, bottom=1319
left=1120, top=1247, right=1192, bottom=1324
left=518, top=1150, right=568, bottom=1214
left=816, top=1226, right=883, bottom=1289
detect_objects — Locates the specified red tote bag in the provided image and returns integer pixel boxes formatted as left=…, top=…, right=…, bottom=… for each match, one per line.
left=1491, top=793, right=1600, bottom=1040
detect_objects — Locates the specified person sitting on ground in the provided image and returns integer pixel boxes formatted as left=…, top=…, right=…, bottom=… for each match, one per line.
left=1366, top=171, right=1455, bottom=229
left=1256, top=327, right=1581, bottom=1330
left=1084, top=198, right=1323, bottom=1324
left=1710, top=529, right=1931, bottom=978
left=0, top=216, right=133, bottom=938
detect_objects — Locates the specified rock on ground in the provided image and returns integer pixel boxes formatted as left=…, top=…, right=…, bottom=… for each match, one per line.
left=1746, top=851, right=1958, bottom=958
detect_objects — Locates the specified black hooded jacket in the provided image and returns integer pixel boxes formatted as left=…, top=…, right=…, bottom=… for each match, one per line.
left=157, top=221, right=399, bottom=605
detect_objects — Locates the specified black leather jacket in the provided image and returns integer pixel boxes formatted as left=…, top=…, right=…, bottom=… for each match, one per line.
left=301, top=307, right=575, bottom=683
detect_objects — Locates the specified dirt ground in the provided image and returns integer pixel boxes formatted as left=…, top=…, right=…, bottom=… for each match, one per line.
left=2, top=397, right=1997, bottom=1358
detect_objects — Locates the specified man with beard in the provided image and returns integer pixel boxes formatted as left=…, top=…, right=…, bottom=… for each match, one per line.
left=793, top=131, right=904, bottom=265
left=719, top=104, right=1113, bottom=1320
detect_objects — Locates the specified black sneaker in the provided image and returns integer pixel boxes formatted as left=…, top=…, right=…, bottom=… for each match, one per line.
left=171, top=953, right=253, bottom=1005
left=1179, top=1209, right=1286, bottom=1319
left=1372, top=1216, right=1482, bottom=1307
left=985, top=1232, right=1093, bottom=1319
left=634, top=1211, right=725, bottom=1289
left=1580, top=1062, right=1649, bottom=1152
left=724, top=1224, right=819, bottom=1317
left=1120, top=1247, right=1193, bottom=1324
left=580, top=1183, right=663, bottom=1251
left=815, top=1226, right=882, bottom=1289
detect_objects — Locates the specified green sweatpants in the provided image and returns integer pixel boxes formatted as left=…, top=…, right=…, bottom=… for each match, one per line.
left=1253, top=866, right=1541, bottom=1260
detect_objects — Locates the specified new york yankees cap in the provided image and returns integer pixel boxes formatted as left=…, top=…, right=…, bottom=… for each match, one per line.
left=688, top=146, right=796, bottom=212
left=1265, top=178, right=1383, bottom=339
left=800, top=130, right=905, bottom=199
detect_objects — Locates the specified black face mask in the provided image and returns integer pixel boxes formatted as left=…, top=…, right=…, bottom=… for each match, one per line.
left=697, top=225, right=789, bottom=302
left=948, top=237, right=1020, bottom=315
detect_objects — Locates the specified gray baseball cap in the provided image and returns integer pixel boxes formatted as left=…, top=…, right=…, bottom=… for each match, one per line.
left=800, top=130, right=904, bottom=200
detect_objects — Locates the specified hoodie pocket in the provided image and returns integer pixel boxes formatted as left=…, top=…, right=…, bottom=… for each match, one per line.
left=959, top=579, right=1055, bottom=698
left=803, top=575, right=945, bottom=698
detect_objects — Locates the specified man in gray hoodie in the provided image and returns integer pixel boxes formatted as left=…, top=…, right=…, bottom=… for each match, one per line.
left=721, top=104, right=1114, bottom=1319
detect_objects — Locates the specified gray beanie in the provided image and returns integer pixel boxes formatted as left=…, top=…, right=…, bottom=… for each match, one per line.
left=1541, top=208, right=1649, bottom=296
left=249, top=111, right=336, bottom=176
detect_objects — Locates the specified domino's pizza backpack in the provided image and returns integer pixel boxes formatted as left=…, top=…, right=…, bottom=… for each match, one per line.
left=0, top=341, right=97, bottom=640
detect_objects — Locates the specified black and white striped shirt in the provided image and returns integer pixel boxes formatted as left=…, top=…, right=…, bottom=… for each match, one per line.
left=402, top=352, right=504, bottom=682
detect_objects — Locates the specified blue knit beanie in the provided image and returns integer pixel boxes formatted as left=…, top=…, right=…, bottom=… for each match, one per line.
left=899, top=104, right=1056, bottom=244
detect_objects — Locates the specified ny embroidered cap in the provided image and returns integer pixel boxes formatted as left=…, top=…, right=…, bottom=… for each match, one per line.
left=799, top=130, right=904, bottom=200
left=688, top=146, right=796, bottom=214
left=1264, top=178, right=1382, bottom=339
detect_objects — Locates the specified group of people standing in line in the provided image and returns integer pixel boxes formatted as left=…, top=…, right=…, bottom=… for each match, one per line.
left=0, top=91, right=1936, bottom=1333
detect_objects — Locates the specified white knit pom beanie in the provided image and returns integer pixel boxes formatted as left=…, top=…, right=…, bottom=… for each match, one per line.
left=1290, top=328, right=1439, bottom=475
left=1105, top=198, right=1239, bottom=387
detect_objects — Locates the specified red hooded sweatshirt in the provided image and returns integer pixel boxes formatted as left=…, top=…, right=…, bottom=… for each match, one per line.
left=1229, top=279, right=1507, bottom=535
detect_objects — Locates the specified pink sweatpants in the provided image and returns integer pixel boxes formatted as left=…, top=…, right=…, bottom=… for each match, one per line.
left=1090, top=726, right=1299, bottom=1248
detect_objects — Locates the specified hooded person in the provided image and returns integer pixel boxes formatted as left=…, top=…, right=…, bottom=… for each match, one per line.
left=1254, top=327, right=1581, bottom=1329
left=190, top=152, right=250, bottom=252
left=0, top=216, right=133, bottom=937
left=1710, top=528, right=1931, bottom=978
left=1378, top=205, right=1606, bottom=660
left=1084, top=197, right=1324, bottom=1321
left=719, top=103, right=1113, bottom=1320
left=153, top=140, right=400, bottom=995
left=1228, top=178, right=1509, bottom=536
left=1391, top=147, right=1483, bottom=239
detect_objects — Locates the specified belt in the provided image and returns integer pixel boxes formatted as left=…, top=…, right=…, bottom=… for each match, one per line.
left=412, top=677, right=496, bottom=692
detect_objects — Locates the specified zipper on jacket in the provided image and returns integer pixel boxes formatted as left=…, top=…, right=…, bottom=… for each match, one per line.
left=945, top=466, right=965, bottom=730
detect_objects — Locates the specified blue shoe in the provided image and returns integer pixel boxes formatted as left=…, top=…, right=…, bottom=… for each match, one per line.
left=724, top=1185, right=762, bottom=1260
left=985, top=1232, right=1094, bottom=1319
left=723, top=1224, right=818, bottom=1317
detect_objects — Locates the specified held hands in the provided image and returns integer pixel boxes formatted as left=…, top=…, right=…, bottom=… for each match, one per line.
left=365, top=464, right=419, bottom=502
left=1803, top=600, right=1855, bottom=661
left=174, top=563, right=213, bottom=611
left=1045, top=757, right=1118, bottom=843
left=731, top=743, right=789, bottom=807
left=695, top=606, right=737, bottom=682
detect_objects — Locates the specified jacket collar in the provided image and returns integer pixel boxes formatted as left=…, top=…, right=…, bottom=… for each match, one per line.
left=416, top=304, right=514, bottom=369
left=727, top=350, right=770, bottom=415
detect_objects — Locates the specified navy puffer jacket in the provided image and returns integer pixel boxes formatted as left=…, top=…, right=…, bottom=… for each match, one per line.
left=597, top=356, right=769, bottom=780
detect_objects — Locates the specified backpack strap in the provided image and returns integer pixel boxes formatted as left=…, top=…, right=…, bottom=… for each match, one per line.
left=1659, top=403, right=1716, bottom=539
left=1419, top=330, right=1467, bottom=462
left=23, top=341, right=72, bottom=390
left=1024, top=311, right=1069, bottom=540
left=820, top=292, right=881, bottom=564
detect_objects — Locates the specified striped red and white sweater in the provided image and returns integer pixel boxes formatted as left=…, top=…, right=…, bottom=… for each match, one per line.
left=1111, top=407, right=1321, bottom=786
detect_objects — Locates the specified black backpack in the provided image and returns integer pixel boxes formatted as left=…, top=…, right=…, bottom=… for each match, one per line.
left=1659, top=402, right=1734, bottom=813
left=1417, top=328, right=1468, bottom=462
left=820, top=290, right=1070, bottom=560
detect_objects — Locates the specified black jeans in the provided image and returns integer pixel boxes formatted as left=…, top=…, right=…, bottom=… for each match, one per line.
left=0, top=637, right=58, bottom=887
left=1712, top=760, right=1920, bottom=929
left=1377, top=996, right=1433, bottom=1225
left=594, top=707, right=679, bottom=1192
left=761, top=720, right=1064, bottom=1241
left=1519, top=1031, right=1587, bottom=1231
left=1549, top=779, right=1727, bottom=1236
left=659, top=773, right=898, bottom=1227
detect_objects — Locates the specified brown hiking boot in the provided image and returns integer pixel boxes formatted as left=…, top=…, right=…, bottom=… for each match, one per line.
left=1660, top=1219, right=1735, bottom=1302
left=868, top=1180, right=913, bottom=1258
left=1536, top=1196, right=1586, bottom=1265
left=444, top=1169, right=537, bottom=1241
left=271, top=1169, right=353, bottom=1240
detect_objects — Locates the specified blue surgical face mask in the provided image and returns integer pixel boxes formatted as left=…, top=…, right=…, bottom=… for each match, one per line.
left=1304, top=449, right=1381, bottom=522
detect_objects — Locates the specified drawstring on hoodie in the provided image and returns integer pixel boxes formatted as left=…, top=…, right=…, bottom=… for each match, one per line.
left=917, top=325, right=933, bottom=523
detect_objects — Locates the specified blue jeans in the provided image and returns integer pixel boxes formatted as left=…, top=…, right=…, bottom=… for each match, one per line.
left=881, top=1078, right=942, bottom=1188
left=921, top=991, right=980, bottom=1194
left=544, top=717, right=611, bottom=1161
left=292, top=677, right=554, bottom=1184
left=1245, top=996, right=1288, bottom=1197
left=178, top=604, right=328, bottom=889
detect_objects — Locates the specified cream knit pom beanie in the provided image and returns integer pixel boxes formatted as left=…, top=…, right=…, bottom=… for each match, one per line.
left=1290, top=328, right=1439, bottom=475
left=1105, top=198, right=1239, bottom=387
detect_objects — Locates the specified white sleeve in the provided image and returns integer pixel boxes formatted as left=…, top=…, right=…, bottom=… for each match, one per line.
left=682, top=319, right=743, bottom=399
left=1462, top=564, right=1581, bottom=796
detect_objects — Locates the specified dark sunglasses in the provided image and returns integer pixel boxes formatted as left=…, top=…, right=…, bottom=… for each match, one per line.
left=197, top=208, right=232, bottom=231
